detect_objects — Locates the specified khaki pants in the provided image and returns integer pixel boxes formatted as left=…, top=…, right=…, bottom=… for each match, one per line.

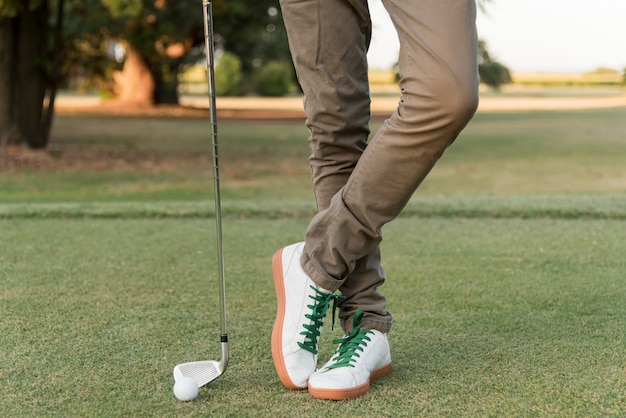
left=279, top=0, right=479, bottom=332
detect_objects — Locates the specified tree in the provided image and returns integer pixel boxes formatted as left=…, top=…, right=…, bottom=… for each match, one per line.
left=0, top=0, right=304, bottom=148
left=100, top=0, right=205, bottom=105
left=478, top=39, right=512, bottom=91
left=101, top=0, right=290, bottom=104
left=214, top=52, right=243, bottom=96
left=0, top=0, right=50, bottom=148
left=212, top=0, right=290, bottom=76
left=68, top=0, right=290, bottom=105
left=255, top=60, right=294, bottom=97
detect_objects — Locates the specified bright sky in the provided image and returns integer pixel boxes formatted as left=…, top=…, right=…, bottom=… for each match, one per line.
left=367, top=0, right=626, bottom=73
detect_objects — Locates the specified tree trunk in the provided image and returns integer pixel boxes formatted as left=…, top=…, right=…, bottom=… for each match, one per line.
left=113, top=46, right=184, bottom=105
left=0, top=3, right=48, bottom=149
left=41, top=0, right=66, bottom=146
left=153, top=61, right=180, bottom=105
left=19, top=2, right=49, bottom=148
left=154, top=76, right=179, bottom=104
left=113, top=46, right=156, bottom=105
left=0, top=18, right=20, bottom=146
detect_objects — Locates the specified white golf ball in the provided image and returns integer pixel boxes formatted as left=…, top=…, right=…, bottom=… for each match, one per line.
left=173, top=377, right=199, bottom=401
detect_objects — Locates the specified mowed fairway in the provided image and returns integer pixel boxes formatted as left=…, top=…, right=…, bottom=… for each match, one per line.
left=1, top=106, right=625, bottom=416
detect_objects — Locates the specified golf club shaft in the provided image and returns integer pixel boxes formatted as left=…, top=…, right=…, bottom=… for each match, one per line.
left=203, top=0, right=228, bottom=344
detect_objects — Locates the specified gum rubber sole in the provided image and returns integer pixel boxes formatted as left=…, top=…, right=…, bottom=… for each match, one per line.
left=270, top=248, right=303, bottom=390
left=308, top=362, right=392, bottom=401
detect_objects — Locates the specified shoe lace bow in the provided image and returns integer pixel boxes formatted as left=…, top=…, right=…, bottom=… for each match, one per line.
left=298, top=286, right=343, bottom=354
left=326, top=309, right=373, bottom=370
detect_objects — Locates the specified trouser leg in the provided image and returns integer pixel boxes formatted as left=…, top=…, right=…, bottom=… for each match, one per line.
left=279, top=0, right=372, bottom=207
left=282, top=0, right=479, bottom=333
left=279, top=0, right=391, bottom=332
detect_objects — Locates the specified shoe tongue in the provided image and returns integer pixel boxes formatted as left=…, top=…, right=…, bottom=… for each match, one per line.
left=317, top=285, right=332, bottom=294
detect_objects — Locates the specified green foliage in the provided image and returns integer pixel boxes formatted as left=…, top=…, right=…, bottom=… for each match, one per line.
left=2, top=0, right=294, bottom=107
left=214, top=52, right=243, bottom=96
left=58, top=0, right=292, bottom=100
left=41, top=0, right=208, bottom=103
left=479, top=61, right=512, bottom=91
left=101, top=0, right=141, bottom=17
left=60, top=0, right=121, bottom=92
left=586, top=67, right=619, bottom=76
left=0, top=0, right=46, bottom=17
left=255, top=60, right=294, bottom=97
left=212, top=0, right=291, bottom=75
left=478, top=39, right=512, bottom=91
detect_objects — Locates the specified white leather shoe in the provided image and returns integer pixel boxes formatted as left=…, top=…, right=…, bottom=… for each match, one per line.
left=308, top=310, right=392, bottom=400
left=271, top=242, right=338, bottom=389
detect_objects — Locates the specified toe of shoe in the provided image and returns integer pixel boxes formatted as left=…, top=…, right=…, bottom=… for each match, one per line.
left=309, top=366, right=365, bottom=389
left=308, top=370, right=369, bottom=400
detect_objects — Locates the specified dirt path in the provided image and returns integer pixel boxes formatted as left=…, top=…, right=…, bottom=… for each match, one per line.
left=180, top=93, right=626, bottom=117
left=55, top=92, right=626, bottom=121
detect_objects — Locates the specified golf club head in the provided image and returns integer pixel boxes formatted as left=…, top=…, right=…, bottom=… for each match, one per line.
left=173, top=360, right=224, bottom=387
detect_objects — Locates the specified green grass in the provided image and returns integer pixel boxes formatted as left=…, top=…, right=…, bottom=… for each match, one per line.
left=1, top=217, right=624, bottom=416
left=419, top=109, right=626, bottom=195
left=1, top=107, right=626, bottom=416
left=2, top=107, right=626, bottom=202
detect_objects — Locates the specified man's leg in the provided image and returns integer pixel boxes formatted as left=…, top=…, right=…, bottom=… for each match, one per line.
left=302, top=0, right=479, bottom=328
left=306, top=0, right=479, bottom=399
left=279, top=0, right=392, bottom=334
left=273, top=0, right=387, bottom=390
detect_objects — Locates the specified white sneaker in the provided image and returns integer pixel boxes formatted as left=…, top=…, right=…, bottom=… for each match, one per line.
left=271, top=242, right=339, bottom=389
left=308, top=310, right=392, bottom=400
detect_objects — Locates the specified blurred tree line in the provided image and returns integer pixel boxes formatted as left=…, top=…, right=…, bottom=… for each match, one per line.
left=0, top=0, right=507, bottom=150
left=0, top=0, right=292, bottom=148
left=478, top=39, right=512, bottom=91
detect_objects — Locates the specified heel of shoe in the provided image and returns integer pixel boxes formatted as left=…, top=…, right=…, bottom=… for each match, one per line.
left=370, top=361, right=392, bottom=381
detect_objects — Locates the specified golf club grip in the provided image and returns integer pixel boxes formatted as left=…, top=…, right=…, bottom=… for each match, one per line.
left=203, top=0, right=227, bottom=338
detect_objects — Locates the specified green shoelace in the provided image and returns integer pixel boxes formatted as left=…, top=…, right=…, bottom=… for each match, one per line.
left=326, top=309, right=373, bottom=370
left=298, top=286, right=343, bottom=355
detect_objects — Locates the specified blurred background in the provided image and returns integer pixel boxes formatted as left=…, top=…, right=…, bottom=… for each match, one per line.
left=1, top=0, right=624, bottom=151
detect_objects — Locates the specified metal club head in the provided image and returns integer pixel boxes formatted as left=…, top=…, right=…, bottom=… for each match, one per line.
left=173, top=339, right=228, bottom=388
left=173, top=360, right=224, bottom=388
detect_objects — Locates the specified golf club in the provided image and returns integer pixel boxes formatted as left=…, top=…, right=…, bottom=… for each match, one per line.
left=172, top=0, right=228, bottom=388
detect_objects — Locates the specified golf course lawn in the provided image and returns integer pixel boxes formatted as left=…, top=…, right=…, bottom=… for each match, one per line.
left=1, top=106, right=625, bottom=416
